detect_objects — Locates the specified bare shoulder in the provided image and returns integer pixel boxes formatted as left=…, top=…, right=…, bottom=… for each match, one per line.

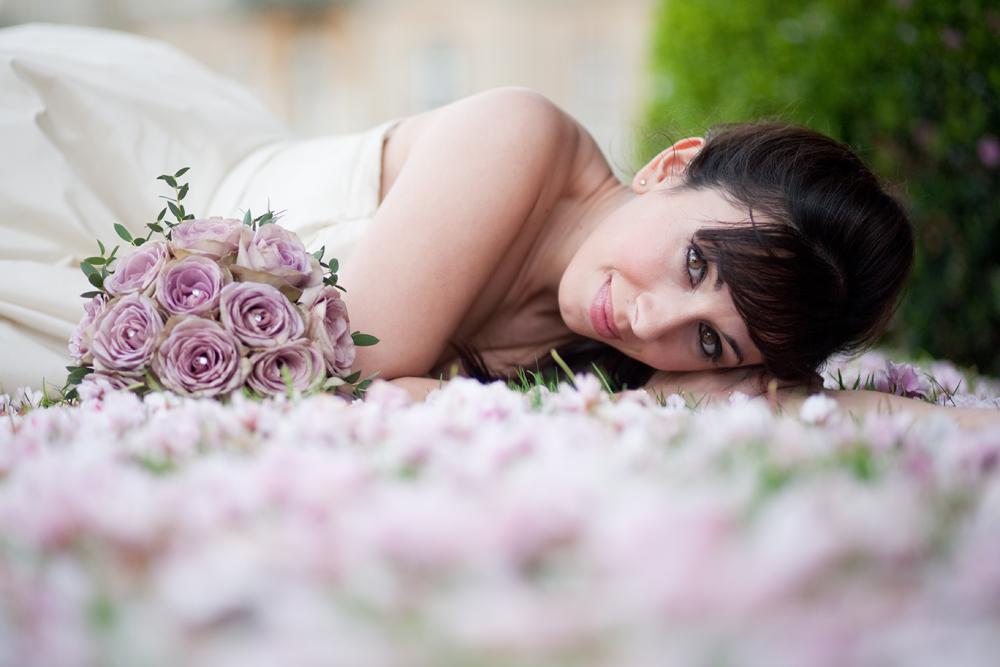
left=341, top=88, right=602, bottom=380
left=382, top=87, right=585, bottom=197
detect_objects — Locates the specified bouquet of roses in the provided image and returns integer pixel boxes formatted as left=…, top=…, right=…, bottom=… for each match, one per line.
left=63, top=168, right=377, bottom=400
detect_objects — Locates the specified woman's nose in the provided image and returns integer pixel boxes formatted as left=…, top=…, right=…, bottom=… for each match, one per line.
left=632, top=291, right=692, bottom=342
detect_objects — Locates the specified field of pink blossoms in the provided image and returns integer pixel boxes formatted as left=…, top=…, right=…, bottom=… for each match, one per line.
left=1, top=351, right=999, bottom=667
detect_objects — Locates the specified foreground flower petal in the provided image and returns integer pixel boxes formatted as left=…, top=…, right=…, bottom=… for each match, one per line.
left=0, top=372, right=997, bottom=666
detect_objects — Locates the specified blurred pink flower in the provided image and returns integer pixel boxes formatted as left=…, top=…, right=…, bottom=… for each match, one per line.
left=799, top=393, right=840, bottom=425
left=941, top=26, right=963, bottom=51
left=872, top=359, right=932, bottom=399
left=930, top=361, right=967, bottom=395
left=977, top=135, right=1000, bottom=169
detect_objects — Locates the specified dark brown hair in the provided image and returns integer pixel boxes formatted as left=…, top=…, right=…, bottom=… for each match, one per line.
left=463, top=122, right=914, bottom=388
left=685, top=122, right=914, bottom=382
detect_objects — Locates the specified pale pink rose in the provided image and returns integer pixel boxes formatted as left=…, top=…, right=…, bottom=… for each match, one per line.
left=246, top=339, right=326, bottom=395
left=89, top=293, right=165, bottom=373
left=155, top=256, right=227, bottom=317
left=68, top=294, right=106, bottom=365
left=234, top=224, right=322, bottom=290
left=219, top=282, right=305, bottom=348
left=168, top=217, right=243, bottom=260
left=151, top=317, right=249, bottom=398
left=299, top=285, right=355, bottom=377
left=103, top=241, right=169, bottom=297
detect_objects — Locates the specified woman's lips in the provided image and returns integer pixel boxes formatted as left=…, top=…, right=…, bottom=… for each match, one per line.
left=589, top=277, right=621, bottom=340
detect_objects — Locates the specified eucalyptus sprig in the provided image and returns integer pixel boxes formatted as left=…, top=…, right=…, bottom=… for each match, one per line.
left=154, top=166, right=194, bottom=238
left=78, top=237, right=120, bottom=298
left=240, top=205, right=284, bottom=232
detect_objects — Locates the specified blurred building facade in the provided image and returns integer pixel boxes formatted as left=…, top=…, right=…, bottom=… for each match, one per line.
left=0, top=0, right=654, bottom=174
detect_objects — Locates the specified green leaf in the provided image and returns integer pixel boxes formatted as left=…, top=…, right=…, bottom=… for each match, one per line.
left=328, top=258, right=339, bottom=273
left=108, top=245, right=120, bottom=262
left=133, top=237, right=146, bottom=246
left=178, top=205, right=186, bottom=218
left=97, top=239, right=106, bottom=255
left=174, top=166, right=190, bottom=178
left=113, top=223, right=133, bottom=243
left=101, top=265, right=109, bottom=279
left=280, top=364, right=296, bottom=397
left=147, top=223, right=164, bottom=233
left=334, top=284, right=346, bottom=292
left=80, top=291, right=102, bottom=299
left=80, top=262, right=99, bottom=278
left=258, top=212, right=273, bottom=225
left=87, top=272, right=104, bottom=291
left=351, top=332, right=380, bottom=347
left=323, top=275, right=338, bottom=287
left=157, top=208, right=166, bottom=223
left=83, top=256, right=106, bottom=265
left=167, top=201, right=182, bottom=221
left=312, top=246, right=326, bottom=262
left=184, top=214, right=194, bottom=220
left=67, top=366, right=93, bottom=381
left=242, top=209, right=253, bottom=227
left=144, top=371, right=163, bottom=393
left=157, top=174, right=178, bottom=188
left=343, top=370, right=362, bottom=384
left=177, top=183, right=189, bottom=201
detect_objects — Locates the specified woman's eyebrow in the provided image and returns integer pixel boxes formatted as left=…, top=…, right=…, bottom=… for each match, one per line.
left=722, top=332, right=745, bottom=366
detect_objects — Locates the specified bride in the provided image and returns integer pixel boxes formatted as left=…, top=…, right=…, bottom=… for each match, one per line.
left=0, top=24, right=991, bottom=427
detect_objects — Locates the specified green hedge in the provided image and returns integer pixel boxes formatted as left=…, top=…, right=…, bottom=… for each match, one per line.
left=646, top=0, right=1000, bottom=374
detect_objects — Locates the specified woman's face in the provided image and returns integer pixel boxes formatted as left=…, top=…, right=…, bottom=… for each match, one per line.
left=559, top=186, right=763, bottom=372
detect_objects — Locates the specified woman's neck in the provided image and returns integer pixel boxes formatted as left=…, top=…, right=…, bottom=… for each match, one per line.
left=526, top=169, right=635, bottom=298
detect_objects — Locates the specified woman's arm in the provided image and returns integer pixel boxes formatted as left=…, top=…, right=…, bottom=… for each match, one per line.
left=647, top=368, right=1000, bottom=430
left=798, top=389, right=1000, bottom=431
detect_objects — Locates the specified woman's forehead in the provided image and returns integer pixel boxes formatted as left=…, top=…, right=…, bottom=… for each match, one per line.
left=654, top=187, right=753, bottom=228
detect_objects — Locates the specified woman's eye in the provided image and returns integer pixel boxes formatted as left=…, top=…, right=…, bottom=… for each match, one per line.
left=687, top=246, right=706, bottom=285
left=699, top=324, right=720, bottom=361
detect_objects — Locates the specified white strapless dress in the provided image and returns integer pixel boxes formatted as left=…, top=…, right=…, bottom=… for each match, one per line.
left=0, top=23, right=398, bottom=391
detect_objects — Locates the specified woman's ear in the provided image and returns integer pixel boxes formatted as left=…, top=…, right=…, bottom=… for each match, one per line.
left=632, top=137, right=705, bottom=193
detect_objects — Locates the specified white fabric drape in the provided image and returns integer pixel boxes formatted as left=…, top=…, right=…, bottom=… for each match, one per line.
left=0, top=24, right=394, bottom=391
